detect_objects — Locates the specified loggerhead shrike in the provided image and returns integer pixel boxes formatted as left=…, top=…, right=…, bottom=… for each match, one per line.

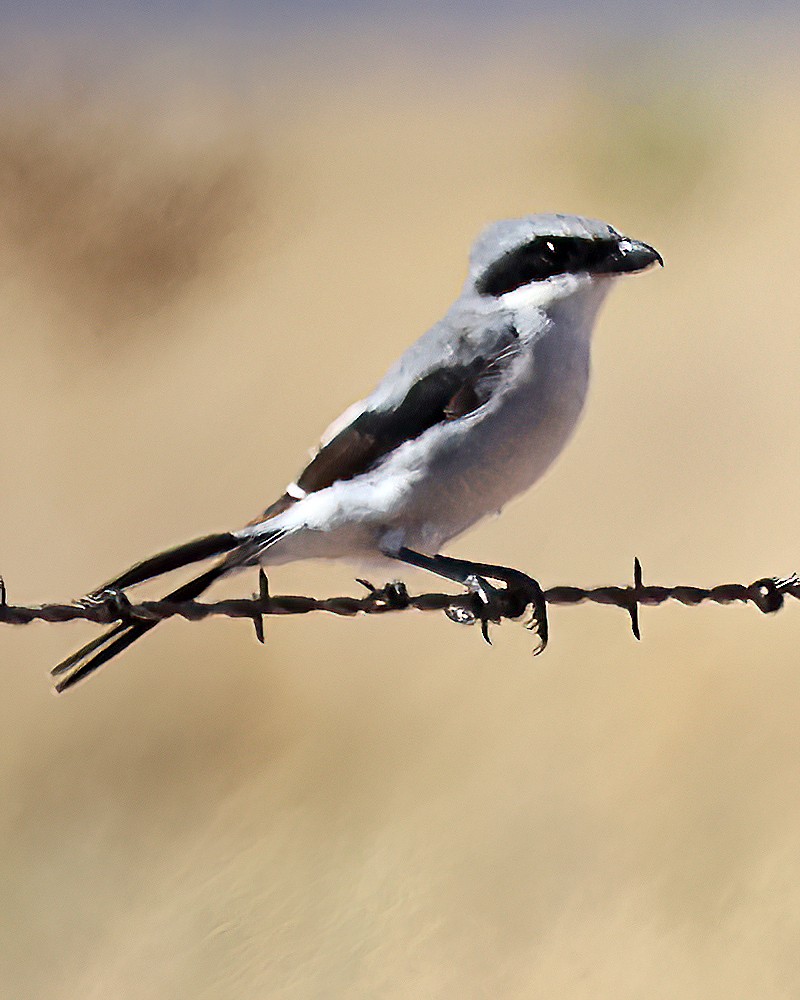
left=53, top=214, right=662, bottom=690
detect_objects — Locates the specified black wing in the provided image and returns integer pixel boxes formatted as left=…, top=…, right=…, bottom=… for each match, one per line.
left=255, top=344, right=517, bottom=522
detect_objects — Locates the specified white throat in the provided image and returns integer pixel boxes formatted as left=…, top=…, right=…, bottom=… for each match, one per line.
left=500, top=274, right=614, bottom=343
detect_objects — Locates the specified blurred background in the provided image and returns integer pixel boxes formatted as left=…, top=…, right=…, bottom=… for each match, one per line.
left=2, top=2, right=800, bottom=997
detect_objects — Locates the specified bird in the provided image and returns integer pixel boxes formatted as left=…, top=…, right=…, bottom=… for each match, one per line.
left=53, top=213, right=662, bottom=691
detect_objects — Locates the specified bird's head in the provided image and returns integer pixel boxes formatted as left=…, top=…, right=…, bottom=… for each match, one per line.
left=466, top=213, right=662, bottom=322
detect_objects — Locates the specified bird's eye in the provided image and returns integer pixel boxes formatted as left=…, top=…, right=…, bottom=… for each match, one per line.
left=476, top=236, right=592, bottom=296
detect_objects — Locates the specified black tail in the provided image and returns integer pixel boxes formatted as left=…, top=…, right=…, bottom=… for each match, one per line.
left=52, top=531, right=241, bottom=693
left=52, top=564, right=226, bottom=692
left=97, top=532, right=239, bottom=592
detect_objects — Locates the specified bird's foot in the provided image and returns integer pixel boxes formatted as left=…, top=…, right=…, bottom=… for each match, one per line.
left=446, top=567, right=548, bottom=654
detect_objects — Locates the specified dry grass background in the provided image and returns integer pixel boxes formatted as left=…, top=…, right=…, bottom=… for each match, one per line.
left=1, top=32, right=800, bottom=998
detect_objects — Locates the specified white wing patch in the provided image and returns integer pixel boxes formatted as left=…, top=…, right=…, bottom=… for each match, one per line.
left=318, top=398, right=369, bottom=450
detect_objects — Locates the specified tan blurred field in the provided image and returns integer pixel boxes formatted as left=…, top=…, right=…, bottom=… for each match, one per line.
left=2, top=34, right=800, bottom=998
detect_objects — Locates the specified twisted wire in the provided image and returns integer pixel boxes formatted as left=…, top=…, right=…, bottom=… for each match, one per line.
left=0, top=560, right=797, bottom=642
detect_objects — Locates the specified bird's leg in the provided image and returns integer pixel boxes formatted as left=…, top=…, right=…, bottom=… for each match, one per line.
left=386, top=547, right=548, bottom=652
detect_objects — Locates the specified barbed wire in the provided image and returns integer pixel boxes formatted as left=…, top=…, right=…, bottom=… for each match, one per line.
left=1, top=560, right=797, bottom=647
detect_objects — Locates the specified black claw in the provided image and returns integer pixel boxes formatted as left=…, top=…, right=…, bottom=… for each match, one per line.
left=488, top=568, right=548, bottom=654
left=465, top=575, right=501, bottom=648
left=529, top=593, right=549, bottom=654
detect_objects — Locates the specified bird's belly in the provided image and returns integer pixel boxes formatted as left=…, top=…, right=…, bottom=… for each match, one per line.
left=389, top=343, right=590, bottom=550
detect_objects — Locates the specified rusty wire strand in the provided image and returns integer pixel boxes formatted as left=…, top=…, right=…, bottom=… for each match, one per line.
left=0, top=561, right=797, bottom=643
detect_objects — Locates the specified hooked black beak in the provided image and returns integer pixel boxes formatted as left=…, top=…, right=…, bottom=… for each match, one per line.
left=594, top=238, right=664, bottom=275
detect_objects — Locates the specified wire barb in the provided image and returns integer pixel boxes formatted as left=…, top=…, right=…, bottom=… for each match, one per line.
left=629, top=557, right=643, bottom=640
left=250, top=569, right=270, bottom=644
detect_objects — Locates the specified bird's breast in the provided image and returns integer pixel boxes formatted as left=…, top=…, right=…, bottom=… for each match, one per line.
left=393, top=325, right=592, bottom=547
